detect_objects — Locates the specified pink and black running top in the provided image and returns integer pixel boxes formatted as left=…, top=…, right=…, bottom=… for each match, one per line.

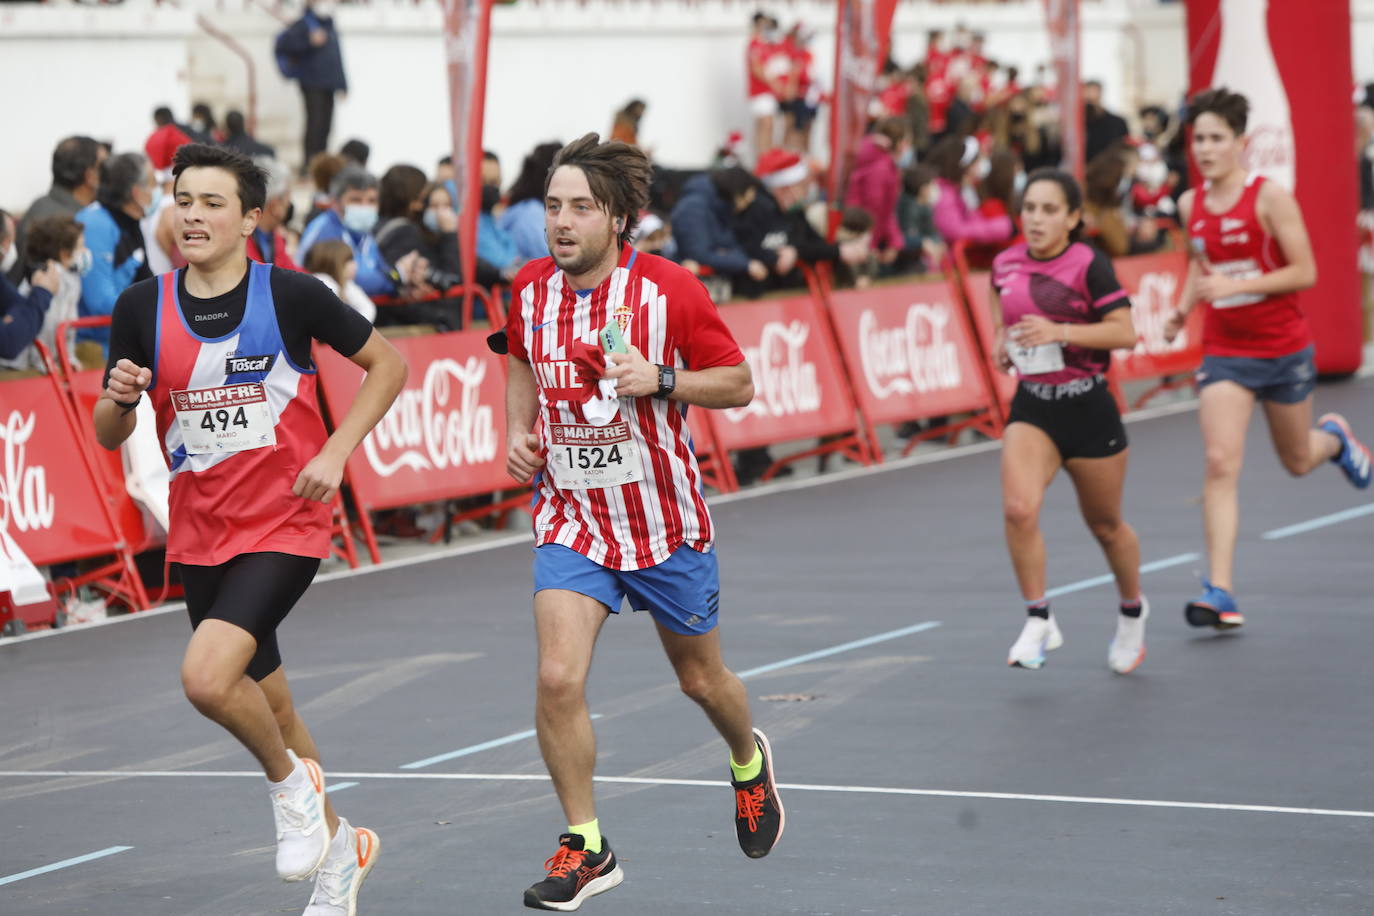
left=991, top=241, right=1132, bottom=385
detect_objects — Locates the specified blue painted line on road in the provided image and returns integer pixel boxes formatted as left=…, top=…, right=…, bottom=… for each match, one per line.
left=325, top=782, right=359, bottom=794
left=0, top=846, right=133, bottom=888
left=1262, top=504, right=1374, bottom=540
left=1045, top=552, right=1197, bottom=599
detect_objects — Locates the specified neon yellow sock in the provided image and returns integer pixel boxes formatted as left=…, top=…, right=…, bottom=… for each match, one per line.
left=730, top=746, right=762, bottom=783
left=568, top=819, right=602, bottom=854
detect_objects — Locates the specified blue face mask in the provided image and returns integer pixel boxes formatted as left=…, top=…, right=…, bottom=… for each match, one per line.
left=342, top=204, right=378, bottom=234
left=73, top=247, right=93, bottom=276
left=146, top=185, right=164, bottom=216
left=422, top=210, right=440, bottom=233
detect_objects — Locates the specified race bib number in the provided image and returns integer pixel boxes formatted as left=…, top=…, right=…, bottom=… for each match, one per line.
left=547, top=421, right=644, bottom=490
left=1209, top=259, right=1265, bottom=309
left=172, top=383, right=276, bottom=456
left=1006, top=341, right=1065, bottom=376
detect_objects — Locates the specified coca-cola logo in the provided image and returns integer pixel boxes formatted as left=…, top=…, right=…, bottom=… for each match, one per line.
left=1118, top=270, right=1185, bottom=357
left=724, top=320, right=821, bottom=422
left=857, top=304, right=962, bottom=398
left=0, top=411, right=56, bottom=536
left=1243, top=125, right=1295, bottom=177
left=362, top=357, right=498, bottom=477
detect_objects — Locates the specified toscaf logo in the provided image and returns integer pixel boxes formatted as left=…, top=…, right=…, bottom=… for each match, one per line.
left=0, top=411, right=56, bottom=536
left=857, top=303, right=961, bottom=398
left=362, top=357, right=498, bottom=477
left=724, top=320, right=820, bottom=422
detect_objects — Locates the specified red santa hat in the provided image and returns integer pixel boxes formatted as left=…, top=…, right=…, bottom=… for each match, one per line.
left=755, top=148, right=809, bottom=190
left=145, top=124, right=193, bottom=182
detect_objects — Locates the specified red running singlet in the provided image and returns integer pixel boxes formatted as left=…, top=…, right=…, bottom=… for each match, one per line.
left=1188, top=173, right=1310, bottom=359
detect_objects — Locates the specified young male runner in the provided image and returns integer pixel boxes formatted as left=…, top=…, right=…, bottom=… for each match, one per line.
left=501, top=133, right=784, bottom=911
left=1165, top=88, right=1371, bottom=629
left=95, top=143, right=405, bottom=915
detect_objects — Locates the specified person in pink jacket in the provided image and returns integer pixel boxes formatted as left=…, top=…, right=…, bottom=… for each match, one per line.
left=929, top=134, right=1015, bottom=247
left=843, top=117, right=908, bottom=263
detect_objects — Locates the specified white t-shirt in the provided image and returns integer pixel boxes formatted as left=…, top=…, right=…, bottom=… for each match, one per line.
left=313, top=273, right=377, bottom=324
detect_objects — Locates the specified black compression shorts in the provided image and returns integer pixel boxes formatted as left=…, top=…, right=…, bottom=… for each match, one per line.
left=1007, top=374, right=1127, bottom=461
left=179, top=552, right=321, bottom=681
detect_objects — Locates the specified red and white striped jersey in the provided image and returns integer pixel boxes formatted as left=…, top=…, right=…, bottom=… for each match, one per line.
left=506, top=247, right=745, bottom=570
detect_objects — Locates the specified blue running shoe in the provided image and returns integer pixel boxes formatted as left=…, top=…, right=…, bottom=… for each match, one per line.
left=1185, top=579, right=1244, bottom=630
left=1318, top=413, right=1372, bottom=490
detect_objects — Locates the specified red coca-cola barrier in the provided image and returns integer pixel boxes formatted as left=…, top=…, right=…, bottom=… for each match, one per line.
left=314, top=329, right=519, bottom=563
left=0, top=341, right=149, bottom=632
left=825, top=273, right=1001, bottom=458
left=696, top=293, right=873, bottom=480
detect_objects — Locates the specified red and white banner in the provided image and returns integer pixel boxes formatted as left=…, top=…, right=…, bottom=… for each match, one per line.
left=440, top=0, right=494, bottom=311
left=827, top=279, right=994, bottom=424
left=0, top=377, right=121, bottom=567
left=1042, top=0, right=1083, bottom=183
left=708, top=296, right=859, bottom=451
left=828, top=0, right=899, bottom=212
left=314, top=331, right=510, bottom=511
left=1186, top=0, right=1362, bottom=374
left=1109, top=251, right=1205, bottom=382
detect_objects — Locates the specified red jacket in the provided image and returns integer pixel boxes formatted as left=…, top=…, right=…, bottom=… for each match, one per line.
left=843, top=135, right=903, bottom=252
left=246, top=230, right=301, bottom=272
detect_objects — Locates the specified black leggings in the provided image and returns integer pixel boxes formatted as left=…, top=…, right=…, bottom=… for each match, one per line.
left=179, top=552, right=321, bottom=681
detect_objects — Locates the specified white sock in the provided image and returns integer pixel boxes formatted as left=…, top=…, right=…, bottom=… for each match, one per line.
left=267, top=751, right=306, bottom=791
left=326, top=820, right=349, bottom=855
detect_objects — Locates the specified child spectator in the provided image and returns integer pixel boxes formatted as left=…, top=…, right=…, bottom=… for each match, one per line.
left=304, top=238, right=376, bottom=323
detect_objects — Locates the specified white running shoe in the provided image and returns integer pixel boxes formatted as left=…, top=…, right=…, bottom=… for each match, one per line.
left=303, top=819, right=380, bottom=916
left=1007, top=614, right=1063, bottom=669
left=271, top=750, right=330, bottom=881
left=1108, top=597, right=1150, bottom=675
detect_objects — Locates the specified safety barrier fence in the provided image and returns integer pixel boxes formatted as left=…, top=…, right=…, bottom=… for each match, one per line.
left=1, top=246, right=1202, bottom=630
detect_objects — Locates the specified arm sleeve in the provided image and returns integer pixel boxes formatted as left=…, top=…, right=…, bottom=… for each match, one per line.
left=503, top=278, right=530, bottom=362
left=278, top=270, right=375, bottom=357
left=352, top=238, right=397, bottom=298
left=670, top=201, right=751, bottom=276
left=667, top=274, right=744, bottom=370
left=1085, top=248, right=1130, bottom=316
left=932, top=189, right=1014, bottom=246
left=0, top=279, right=49, bottom=360
left=101, top=284, right=156, bottom=389
left=78, top=219, right=126, bottom=319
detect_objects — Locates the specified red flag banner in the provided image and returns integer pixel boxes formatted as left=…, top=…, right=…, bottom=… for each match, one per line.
left=440, top=0, right=494, bottom=310
left=1041, top=0, right=1083, bottom=184
left=827, top=0, right=899, bottom=215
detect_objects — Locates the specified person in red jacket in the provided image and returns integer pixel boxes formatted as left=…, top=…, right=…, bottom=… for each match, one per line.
left=843, top=117, right=908, bottom=265
left=246, top=159, right=301, bottom=271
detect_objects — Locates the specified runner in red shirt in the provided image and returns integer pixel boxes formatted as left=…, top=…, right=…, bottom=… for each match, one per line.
left=95, top=144, right=405, bottom=914
left=502, top=134, right=783, bottom=911
left=1165, top=88, right=1371, bottom=630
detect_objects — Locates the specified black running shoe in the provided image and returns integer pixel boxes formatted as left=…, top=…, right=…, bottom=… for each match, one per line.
left=731, top=728, right=784, bottom=858
left=523, top=833, right=623, bottom=912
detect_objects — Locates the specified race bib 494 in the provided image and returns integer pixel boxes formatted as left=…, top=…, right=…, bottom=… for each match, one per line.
left=172, top=383, right=277, bottom=456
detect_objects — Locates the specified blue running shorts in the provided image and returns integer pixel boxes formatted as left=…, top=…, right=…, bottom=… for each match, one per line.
left=1196, top=345, right=1315, bottom=404
left=533, top=544, right=721, bottom=636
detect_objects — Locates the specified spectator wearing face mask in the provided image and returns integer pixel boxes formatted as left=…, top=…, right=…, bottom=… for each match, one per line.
left=373, top=167, right=499, bottom=328
left=246, top=158, right=300, bottom=271
left=144, top=116, right=194, bottom=275
left=75, top=151, right=157, bottom=367
left=844, top=117, right=910, bottom=264
left=0, top=214, right=89, bottom=374
left=474, top=151, right=523, bottom=281
left=275, top=0, right=348, bottom=174
left=297, top=165, right=426, bottom=298
left=501, top=141, right=563, bottom=262
left=10, top=136, right=105, bottom=285
left=187, top=102, right=222, bottom=144
left=670, top=166, right=769, bottom=297
left=928, top=134, right=1015, bottom=249
left=0, top=210, right=62, bottom=369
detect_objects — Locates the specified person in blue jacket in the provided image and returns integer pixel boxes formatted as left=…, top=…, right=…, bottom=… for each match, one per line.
left=297, top=165, right=426, bottom=299
left=669, top=167, right=768, bottom=288
left=0, top=211, right=61, bottom=364
left=275, top=0, right=348, bottom=173
left=74, top=153, right=156, bottom=368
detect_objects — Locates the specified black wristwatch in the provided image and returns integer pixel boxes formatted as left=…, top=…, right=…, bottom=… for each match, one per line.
left=653, top=364, right=676, bottom=400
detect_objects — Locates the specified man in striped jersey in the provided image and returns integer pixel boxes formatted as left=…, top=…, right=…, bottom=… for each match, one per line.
left=503, top=134, right=784, bottom=911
